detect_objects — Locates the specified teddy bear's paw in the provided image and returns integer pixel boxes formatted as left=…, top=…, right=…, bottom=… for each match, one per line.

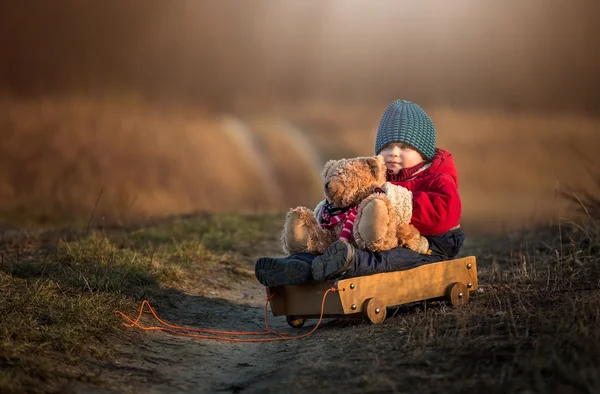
left=281, top=207, right=319, bottom=254
left=399, top=225, right=431, bottom=255
left=354, top=194, right=398, bottom=251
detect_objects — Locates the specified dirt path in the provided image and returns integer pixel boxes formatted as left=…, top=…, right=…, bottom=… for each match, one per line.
left=81, top=259, right=320, bottom=394
left=78, top=237, right=490, bottom=394
left=103, top=278, right=305, bottom=393
left=17, top=221, right=595, bottom=394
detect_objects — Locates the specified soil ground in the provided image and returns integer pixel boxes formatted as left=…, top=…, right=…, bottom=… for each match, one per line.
left=2, top=213, right=596, bottom=394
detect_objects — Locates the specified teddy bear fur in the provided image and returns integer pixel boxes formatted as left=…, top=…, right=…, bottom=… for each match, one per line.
left=281, top=155, right=430, bottom=255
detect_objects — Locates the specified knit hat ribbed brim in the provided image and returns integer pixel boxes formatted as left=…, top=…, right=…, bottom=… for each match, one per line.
left=375, top=99, right=436, bottom=160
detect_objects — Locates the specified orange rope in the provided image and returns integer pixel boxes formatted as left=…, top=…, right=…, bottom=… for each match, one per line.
left=115, top=287, right=339, bottom=342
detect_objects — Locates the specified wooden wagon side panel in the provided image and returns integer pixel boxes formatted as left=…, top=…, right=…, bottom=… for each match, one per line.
left=267, top=281, right=345, bottom=316
left=335, top=256, right=477, bottom=314
left=267, top=256, right=478, bottom=317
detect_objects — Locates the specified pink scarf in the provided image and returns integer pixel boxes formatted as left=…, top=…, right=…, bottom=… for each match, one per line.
left=321, top=205, right=358, bottom=241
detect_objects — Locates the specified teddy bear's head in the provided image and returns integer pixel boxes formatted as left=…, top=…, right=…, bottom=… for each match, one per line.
left=321, top=155, right=387, bottom=208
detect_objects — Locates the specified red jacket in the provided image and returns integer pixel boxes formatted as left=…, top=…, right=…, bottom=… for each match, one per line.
left=388, top=149, right=461, bottom=235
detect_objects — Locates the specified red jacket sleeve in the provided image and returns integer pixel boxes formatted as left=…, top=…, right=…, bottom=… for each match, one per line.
left=410, top=173, right=461, bottom=235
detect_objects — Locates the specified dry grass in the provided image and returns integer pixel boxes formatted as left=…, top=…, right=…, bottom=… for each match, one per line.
left=1, top=95, right=599, bottom=233
left=0, top=212, right=283, bottom=393
left=1, top=94, right=600, bottom=391
left=1, top=207, right=600, bottom=392
left=273, top=101, right=600, bottom=231
left=0, top=95, right=322, bottom=224
left=274, top=217, right=600, bottom=393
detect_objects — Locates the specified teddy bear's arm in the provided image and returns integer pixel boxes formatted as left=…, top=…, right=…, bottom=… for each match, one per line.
left=382, top=182, right=413, bottom=224
left=282, top=206, right=338, bottom=255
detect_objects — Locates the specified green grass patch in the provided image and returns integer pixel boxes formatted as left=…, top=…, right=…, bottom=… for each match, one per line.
left=0, top=211, right=283, bottom=393
left=120, top=212, right=284, bottom=253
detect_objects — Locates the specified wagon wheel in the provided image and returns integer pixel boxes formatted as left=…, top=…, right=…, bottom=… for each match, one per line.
left=446, top=282, right=470, bottom=307
left=286, top=315, right=306, bottom=328
left=363, top=297, right=387, bottom=324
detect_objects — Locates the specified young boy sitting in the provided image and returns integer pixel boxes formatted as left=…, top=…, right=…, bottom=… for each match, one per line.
left=255, top=99, right=465, bottom=287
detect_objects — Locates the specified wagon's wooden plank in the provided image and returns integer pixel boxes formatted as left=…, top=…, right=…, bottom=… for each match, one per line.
left=267, top=256, right=477, bottom=318
left=266, top=287, right=287, bottom=316
left=335, top=256, right=477, bottom=314
left=267, top=281, right=344, bottom=316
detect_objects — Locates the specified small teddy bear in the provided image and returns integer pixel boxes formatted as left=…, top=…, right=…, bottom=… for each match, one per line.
left=281, top=155, right=430, bottom=255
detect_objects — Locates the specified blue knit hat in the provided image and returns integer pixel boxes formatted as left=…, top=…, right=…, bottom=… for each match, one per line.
left=374, top=99, right=436, bottom=160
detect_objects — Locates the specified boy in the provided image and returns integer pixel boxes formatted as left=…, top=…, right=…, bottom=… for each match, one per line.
left=255, top=99, right=465, bottom=287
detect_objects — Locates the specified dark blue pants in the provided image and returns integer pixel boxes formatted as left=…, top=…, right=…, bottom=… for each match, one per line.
left=290, top=228, right=465, bottom=279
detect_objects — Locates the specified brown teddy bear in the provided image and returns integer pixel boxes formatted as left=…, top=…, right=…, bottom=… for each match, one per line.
left=281, top=155, right=430, bottom=255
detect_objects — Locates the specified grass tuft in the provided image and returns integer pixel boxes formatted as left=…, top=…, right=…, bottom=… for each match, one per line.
left=0, top=212, right=282, bottom=393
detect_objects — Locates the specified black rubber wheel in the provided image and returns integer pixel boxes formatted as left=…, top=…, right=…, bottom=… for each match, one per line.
left=286, top=315, right=306, bottom=328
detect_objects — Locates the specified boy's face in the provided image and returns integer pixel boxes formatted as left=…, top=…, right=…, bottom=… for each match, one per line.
left=378, top=142, right=424, bottom=174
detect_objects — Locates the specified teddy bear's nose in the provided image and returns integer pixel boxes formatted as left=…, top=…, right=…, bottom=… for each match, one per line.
left=324, top=181, right=331, bottom=191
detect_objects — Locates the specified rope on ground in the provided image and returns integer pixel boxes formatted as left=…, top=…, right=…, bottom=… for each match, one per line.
left=115, top=287, right=339, bottom=342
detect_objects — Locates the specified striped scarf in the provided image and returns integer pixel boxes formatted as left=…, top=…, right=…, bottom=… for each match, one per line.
left=321, top=204, right=358, bottom=241
left=386, top=161, right=427, bottom=182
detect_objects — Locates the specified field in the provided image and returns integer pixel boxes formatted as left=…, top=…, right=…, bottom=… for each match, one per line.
left=1, top=96, right=600, bottom=393
left=2, top=95, right=599, bottom=228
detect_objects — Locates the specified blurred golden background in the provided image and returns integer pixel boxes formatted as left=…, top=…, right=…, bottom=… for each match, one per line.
left=1, top=0, right=599, bottom=233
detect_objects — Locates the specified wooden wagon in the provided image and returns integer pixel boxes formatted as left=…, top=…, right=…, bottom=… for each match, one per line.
left=266, top=256, right=478, bottom=327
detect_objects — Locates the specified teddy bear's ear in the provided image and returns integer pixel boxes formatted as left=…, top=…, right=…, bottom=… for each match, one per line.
left=322, top=159, right=336, bottom=178
left=366, top=156, right=383, bottom=175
